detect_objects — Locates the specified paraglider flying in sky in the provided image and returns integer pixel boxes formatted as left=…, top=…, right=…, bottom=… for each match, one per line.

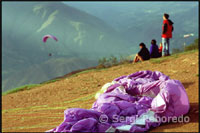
left=43, top=34, right=58, bottom=43
left=42, top=35, right=58, bottom=56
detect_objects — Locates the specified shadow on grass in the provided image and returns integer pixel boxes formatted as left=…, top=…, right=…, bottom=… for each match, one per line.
left=149, top=102, right=199, bottom=132
left=186, top=102, right=199, bottom=123
left=182, top=82, right=195, bottom=89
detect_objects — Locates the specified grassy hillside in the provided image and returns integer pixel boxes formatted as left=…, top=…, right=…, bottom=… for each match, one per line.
left=2, top=49, right=198, bottom=132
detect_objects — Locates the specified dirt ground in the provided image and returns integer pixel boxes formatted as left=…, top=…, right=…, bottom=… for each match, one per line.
left=2, top=50, right=199, bottom=132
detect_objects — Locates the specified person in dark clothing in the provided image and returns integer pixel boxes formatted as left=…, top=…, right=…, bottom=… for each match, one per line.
left=133, top=43, right=150, bottom=63
left=162, top=13, right=174, bottom=56
left=150, top=39, right=159, bottom=58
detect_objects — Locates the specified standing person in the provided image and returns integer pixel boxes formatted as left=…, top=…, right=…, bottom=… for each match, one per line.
left=133, top=43, right=150, bottom=63
left=162, top=13, right=174, bottom=56
left=150, top=39, right=159, bottom=58
left=158, top=43, right=163, bottom=57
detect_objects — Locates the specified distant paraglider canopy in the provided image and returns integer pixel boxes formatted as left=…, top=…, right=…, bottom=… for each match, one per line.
left=42, top=35, right=58, bottom=56
left=43, top=34, right=58, bottom=43
left=183, top=33, right=194, bottom=38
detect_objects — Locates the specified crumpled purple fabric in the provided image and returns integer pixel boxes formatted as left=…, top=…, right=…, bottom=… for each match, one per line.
left=46, top=70, right=190, bottom=132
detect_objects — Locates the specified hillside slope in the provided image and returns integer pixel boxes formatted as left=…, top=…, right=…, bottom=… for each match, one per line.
left=2, top=50, right=199, bottom=132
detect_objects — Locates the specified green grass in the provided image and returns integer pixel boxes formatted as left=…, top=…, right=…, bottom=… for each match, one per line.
left=150, top=49, right=198, bottom=64
left=2, top=79, right=63, bottom=95
left=178, top=49, right=198, bottom=55
left=71, top=69, right=96, bottom=77
left=150, top=56, right=170, bottom=64
left=41, top=79, right=61, bottom=84
left=2, top=93, right=95, bottom=114
left=68, top=68, right=107, bottom=78
left=2, top=84, right=41, bottom=96
left=2, top=122, right=61, bottom=131
left=2, top=68, right=102, bottom=96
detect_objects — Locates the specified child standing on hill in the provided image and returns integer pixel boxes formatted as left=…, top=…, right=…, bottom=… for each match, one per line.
left=158, top=43, right=163, bottom=57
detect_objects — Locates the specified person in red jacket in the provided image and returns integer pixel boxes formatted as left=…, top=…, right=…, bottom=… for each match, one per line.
left=162, top=13, right=174, bottom=56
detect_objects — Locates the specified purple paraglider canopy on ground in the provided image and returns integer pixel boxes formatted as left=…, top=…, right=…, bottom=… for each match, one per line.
left=46, top=70, right=190, bottom=132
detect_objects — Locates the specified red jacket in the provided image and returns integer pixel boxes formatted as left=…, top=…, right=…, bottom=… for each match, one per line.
left=162, top=19, right=174, bottom=38
left=159, top=46, right=162, bottom=53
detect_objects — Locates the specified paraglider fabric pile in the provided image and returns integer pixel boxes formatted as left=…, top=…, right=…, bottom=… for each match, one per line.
left=46, top=70, right=190, bottom=132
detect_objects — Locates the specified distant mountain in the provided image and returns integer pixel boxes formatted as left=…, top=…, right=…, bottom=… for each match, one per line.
left=3, top=2, right=133, bottom=60
left=2, top=57, right=97, bottom=92
left=2, top=2, right=134, bottom=91
left=66, top=2, right=198, bottom=49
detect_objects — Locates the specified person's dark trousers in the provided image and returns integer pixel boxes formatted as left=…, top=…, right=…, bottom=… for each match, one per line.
left=162, top=38, right=170, bottom=56
left=158, top=52, right=162, bottom=57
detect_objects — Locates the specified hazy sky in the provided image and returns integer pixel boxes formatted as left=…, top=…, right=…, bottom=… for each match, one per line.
left=63, top=1, right=198, bottom=6
left=62, top=1, right=198, bottom=17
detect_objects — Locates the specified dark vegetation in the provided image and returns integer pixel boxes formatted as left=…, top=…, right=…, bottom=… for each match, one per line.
left=172, top=38, right=199, bottom=54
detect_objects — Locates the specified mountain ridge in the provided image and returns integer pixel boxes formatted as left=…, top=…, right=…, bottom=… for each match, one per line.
left=3, top=2, right=134, bottom=91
